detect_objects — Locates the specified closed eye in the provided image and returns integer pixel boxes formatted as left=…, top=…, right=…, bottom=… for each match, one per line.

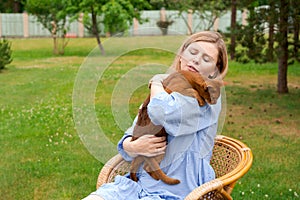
left=189, top=48, right=198, bottom=55
left=203, top=55, right=213, bottom=63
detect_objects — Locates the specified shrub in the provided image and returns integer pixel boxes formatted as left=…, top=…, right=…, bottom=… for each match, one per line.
left=0, top=38, right=13, bottom=70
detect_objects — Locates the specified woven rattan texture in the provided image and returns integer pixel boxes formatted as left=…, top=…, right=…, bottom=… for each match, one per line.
left=107, top=161, right=130, bottom=183
left=198, top=190, right=226, bottom=200
left=210, top=141, right=241, bottom=178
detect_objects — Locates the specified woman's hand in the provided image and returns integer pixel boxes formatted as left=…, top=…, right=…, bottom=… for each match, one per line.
left=123, top=135, right=167, bottom=158
left=148, top=74, right=169, bottom=98
left=148, top=74, right=169, bottom=88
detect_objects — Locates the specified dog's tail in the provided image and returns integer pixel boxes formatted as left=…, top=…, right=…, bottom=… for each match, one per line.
left=145, top=157, right=180, bottom=185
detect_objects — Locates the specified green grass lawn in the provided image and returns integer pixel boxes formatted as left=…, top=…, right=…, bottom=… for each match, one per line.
left=0, top=36, right=299, bottom=199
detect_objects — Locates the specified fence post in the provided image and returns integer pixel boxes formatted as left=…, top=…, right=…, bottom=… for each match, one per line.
left=0, top=14, right=2, bottom=38
left=187, top=9, right=193, bottom=35
left=160, top=7, right=166, bottom=21
left=78, top=13, right=84, bottom=37
left=133, top=18, right=138, bottom=36
left=213, top=18, right=219, bottom=31
left=242, top=9, right=248, bottom=26
left=23, top=12, right=29, bottom=38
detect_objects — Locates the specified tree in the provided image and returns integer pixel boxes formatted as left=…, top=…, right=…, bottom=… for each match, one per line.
left=229, top=0, right=237, bottom=60
left=0, top=0, right=25, bottom=13
left=233, top=0, right=293, bottom=93
left=25, top=0, right=70, bottom=55
left=68, top=0, right=150, bottom=55
left=0, top=38, right=13, bottom=71
left=103, top=0, right=150, bottom=36
left=290, top=0, right=300, bottom=62
left=266, top=0, right=277, bottom=62
left=277, top=0, right=289, bottom=93
left=235, top=2, right=267, bottom=63
left=68, top=0, right=106, bottom=54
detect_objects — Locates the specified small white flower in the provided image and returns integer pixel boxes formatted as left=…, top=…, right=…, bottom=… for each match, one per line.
left=294, top=192, right=299, bottom=197
left=257, top=184, right=260, bottom=188
left=265, top=194, right=268, bottom=198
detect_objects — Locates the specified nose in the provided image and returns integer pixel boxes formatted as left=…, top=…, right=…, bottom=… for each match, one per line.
left=192, top=56, right=200, bottom=66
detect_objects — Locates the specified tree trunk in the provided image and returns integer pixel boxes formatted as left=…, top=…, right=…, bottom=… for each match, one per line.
left=230, top=0, right=237, bottom=60
left=291, top=1, right=300, bottom=62
left=277, top=0, right=289, bottom=94
left=267, top=1, right=275, bottom=62
left=13, top=1, right=20, bottom=13
left=91, top=7, right=105, bottom=55
left=247, top=7, right=256, bottom=60
left=267, top=22, right=274, bottom=62
left=51, top=21, right=58, bottom=55
left=294, top=21, right=300, bottom=62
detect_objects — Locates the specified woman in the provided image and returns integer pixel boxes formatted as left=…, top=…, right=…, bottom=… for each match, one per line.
left=83, top=31, right=228, bottom=200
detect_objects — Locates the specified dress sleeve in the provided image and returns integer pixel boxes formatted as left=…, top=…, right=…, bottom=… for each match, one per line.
left=147, top=91, right=221, bottom=137
left=117, top=116, right=138, bottom=162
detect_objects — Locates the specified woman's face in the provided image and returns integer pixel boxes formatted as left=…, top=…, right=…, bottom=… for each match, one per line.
left=180, top=41, right=219, bottom=77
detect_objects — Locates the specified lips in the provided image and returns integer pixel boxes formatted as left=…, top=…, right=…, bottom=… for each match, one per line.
left=187, top=65, right=199, bottom=72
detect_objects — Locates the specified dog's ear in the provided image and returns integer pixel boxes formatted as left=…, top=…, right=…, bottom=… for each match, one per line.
left=191, top=74, right=223, bottom=105
left=205, top=79, right=223, bottom=104
left=207, top=85, right=219, bottom=104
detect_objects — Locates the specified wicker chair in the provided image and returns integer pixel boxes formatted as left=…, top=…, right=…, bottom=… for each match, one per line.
left=96, top=135, right=253, bottom=200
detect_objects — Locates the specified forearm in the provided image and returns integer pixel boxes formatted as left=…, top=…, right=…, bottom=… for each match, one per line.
left=150, top=82, right=165, bottom=99
left=122, top=136, right=138, bottom=158
left=149, top=74, right=169, bottom=99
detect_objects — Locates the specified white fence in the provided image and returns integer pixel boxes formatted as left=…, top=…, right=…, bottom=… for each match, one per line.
left=0, top=10, right=247, bottom=38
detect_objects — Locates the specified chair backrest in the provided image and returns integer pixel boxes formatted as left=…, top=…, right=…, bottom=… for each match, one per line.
left=211, top=136, right=242, bottom=178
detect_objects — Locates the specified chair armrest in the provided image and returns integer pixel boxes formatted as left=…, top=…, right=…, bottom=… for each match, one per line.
left=185, top=179, right=232, bottom=200
left=96, top=154, right=130, bottom=189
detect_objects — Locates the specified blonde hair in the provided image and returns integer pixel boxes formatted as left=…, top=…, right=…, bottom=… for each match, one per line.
left=170, top=31, right=228, bottom=79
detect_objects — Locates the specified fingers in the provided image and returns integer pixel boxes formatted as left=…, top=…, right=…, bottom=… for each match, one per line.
left=147, top=145, right=166, bottom=157
left=150, top=135, right=166, bottom=143
left=139, top=135, right=166, bottom=143
left=134, top=135, right=167, bottom=157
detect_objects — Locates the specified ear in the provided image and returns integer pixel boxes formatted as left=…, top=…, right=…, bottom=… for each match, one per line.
left=207, top=86, right=219, bottom=104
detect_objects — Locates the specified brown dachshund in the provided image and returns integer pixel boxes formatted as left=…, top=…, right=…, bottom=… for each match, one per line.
left=130, top=70, right=222, bottom=185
